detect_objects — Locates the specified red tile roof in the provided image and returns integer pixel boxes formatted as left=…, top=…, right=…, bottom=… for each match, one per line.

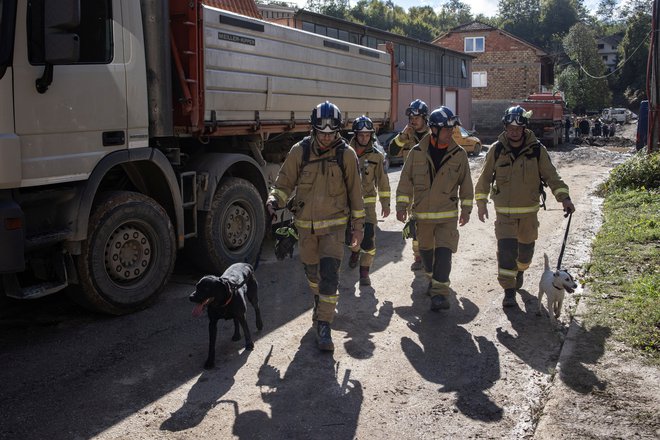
left=203, top=0, right=262, bottom=19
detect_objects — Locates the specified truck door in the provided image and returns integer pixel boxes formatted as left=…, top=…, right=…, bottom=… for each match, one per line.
left=12, top=0, right=127, bottom=187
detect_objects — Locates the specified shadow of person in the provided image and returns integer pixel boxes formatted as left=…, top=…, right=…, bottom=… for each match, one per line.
left=333, top=281, right=393, bottom=359
left=496, top=289, right=564, bottom=373
left=232, top=333, right=364, bottom=439
left=160, top=347, right=252, bottom=432
left=557, top=324, right=611, bottom=393
left=395, top=288, right=503, bottom=422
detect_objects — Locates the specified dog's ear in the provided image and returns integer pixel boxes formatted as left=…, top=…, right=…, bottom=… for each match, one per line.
left=553, top=271, right=561, bottom=278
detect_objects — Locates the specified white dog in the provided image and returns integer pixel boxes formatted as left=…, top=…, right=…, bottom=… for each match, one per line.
left=537, top=253, right=578, bottom=324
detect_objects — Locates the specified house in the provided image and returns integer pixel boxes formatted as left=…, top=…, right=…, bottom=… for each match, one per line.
left=432, top=21, right=555, bottom=137
left=597, top=34, right=622, bottom=73
left=262, top=9, right=475, bottom=131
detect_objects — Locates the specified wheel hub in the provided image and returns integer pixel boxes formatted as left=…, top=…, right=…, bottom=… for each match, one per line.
left=105, top=225, right=152, bottom=282
left=224, top=204, right=252, bottom=250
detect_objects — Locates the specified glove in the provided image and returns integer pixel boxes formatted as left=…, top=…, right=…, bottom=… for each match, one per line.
left=562, top=198, right=575, bottom=217
left=266, top=199, right=279, bottom=222
left=402, top=218, right=417, bottom=240
left=274, top=225, right=298, bottom=260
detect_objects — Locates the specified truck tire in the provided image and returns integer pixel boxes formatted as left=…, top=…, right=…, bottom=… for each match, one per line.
left=189, top=177, right=265, bottom=273
left=71, top=191, right=176, bottom=315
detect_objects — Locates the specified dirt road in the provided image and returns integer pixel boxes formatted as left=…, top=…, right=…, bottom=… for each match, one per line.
left=0, top=135, right=648, bottom=439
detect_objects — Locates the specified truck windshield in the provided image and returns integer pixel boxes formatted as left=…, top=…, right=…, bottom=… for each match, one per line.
left=0, top=0, right=17, bottom=80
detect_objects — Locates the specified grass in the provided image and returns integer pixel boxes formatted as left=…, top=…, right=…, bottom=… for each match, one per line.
left=585, top=187, right=660, bottom=362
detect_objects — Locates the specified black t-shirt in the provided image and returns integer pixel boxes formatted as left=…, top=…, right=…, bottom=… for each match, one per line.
left=428, top=145, right=447, bottom=172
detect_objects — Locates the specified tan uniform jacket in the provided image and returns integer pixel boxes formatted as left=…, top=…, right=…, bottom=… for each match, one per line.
left=474, top=130, right=570, bottom=217
left=269, top=137, right=366, bottom=233
left=396, top=135, right=473, bottom=223
left=392, top=127, right=431, bottom=159
left=349, top=138, right=391, bottom=224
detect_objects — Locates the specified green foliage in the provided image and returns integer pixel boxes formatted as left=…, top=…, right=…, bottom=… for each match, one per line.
left=497, top=0, right=541, bottom=46
left=560, top=23, right=611, bottom=111
left=587, top=189, right=660, bottom=360
left=601, top=151, right=660, bottom=194
left=616, top=11, right=651, bottom=107
left=539, top=0, right=579, bottom=48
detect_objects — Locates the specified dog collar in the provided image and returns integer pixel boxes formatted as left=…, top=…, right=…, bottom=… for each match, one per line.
left=222, top=290, right=233, bottom=307
left=552, top=282, right=563, bottom=290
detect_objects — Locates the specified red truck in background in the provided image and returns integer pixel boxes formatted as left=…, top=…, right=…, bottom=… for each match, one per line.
left=514, top=92, right=567, bottom=147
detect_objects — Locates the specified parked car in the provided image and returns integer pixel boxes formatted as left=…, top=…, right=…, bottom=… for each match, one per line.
left=382, top=127, right=483, bottom=167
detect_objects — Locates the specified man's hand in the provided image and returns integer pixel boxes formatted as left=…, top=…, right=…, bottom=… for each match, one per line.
left=351, top=229, right=364, bottom=248
left=477, top=204, right=489, bottom=222
left=562, top=198, right=575, bottom=217
left=266, top=199, right=278, bottom=222
left=396, top=210, right=407, bottom=223
left=459, top=210, right=470, bottom=226
left=381, top=206, right=391, bottom=218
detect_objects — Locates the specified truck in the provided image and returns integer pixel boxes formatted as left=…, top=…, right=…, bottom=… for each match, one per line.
left=0, top=0, right=394, bottom=314
left=514, top=92, right=567, bottom=147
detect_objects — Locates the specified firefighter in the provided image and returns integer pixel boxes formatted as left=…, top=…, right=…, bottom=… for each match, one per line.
left=266, top=101, right=365, bottom=352
left=395, top=107, right=473, bottom=311
left=391, top=99, right=432, bottom=271
left=347, top=116, right=391, bottom=286
left=474, top=105, right=576, bottom=308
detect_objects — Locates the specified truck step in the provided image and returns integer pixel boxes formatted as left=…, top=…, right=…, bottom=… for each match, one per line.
left=26, top=229, right=71, bottom=251
left=6, top=281, right=69, bottom=300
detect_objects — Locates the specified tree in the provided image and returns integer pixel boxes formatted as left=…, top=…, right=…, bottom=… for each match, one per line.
left=558, top=23, right=611, bottom=112
left=305, top=0, right=350, bottom=19
left=616, top=10, right=651, bottom=106
left=497, top=0, right=541, bottom=46
left=539, top=0, right=579, bottom=49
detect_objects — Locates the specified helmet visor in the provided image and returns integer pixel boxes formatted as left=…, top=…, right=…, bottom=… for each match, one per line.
left=354, top=119, right=374, bottom=131
left=314, top=118, right=340, bottom=132
left=503, top=114, right=527, bottom=126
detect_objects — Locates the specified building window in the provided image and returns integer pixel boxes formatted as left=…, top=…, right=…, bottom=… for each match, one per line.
left=464, top=37, right=484, bottom=53
left=461, top=60, right=467, bottom=78
left=472, top=71, right=487, bottom=87
left=602, top=55, right=608, bottom=62
left=597, top=43, right=604, bottom=49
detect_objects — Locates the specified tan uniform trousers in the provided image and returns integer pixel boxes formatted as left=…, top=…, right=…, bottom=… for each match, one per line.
left=416, top=221, right=459, bottom=297
left=299, top=228, right=344, bottom=323
left=349, top=204, right=377, bottom=268
left=494, top=215, right=539, bottom=289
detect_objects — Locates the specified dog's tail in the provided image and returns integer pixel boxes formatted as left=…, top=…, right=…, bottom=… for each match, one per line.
left=544, top=253, right=550, bottom=271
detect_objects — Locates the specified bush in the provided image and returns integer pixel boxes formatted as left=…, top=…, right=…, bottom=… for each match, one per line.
left=600, top=151, right=660, bottom=194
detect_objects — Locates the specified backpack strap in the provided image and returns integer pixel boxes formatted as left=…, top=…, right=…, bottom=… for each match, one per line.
left=300, top=136, right=347, bottom=181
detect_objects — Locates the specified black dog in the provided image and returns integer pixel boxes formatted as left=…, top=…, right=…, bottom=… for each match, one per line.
left=189, top=263, right=263, bottom=369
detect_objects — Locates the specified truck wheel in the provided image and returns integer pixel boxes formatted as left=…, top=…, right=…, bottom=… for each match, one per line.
left=71, top=191, right=176, bottom=315
left=191, top=177, right=265, bottom=273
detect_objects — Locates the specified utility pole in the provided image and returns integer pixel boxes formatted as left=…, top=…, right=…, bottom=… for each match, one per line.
left=649, top=0, right=660, bottom=152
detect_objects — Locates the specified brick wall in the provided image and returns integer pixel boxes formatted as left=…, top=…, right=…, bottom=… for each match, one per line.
left=436, top=30, right=542, bottom=101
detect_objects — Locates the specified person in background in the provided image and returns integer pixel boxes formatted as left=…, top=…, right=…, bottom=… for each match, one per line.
left=391, top=99, right=431, bottom=271
left=347, top=116, right=391, bottom=286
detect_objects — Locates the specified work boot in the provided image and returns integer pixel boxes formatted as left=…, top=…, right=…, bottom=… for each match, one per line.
left=316, top=321, right=334, bottom=352
left=359, top=266, right=371, bottom=286
left=502, top=288, right=517, bottom=308
left=516, top=271, right=524, bottom=290
left=410, top=257, right=423, bottom=271
left=430, top=295, right=449, bottom=311
left=348, top=251, right=360, bottom=269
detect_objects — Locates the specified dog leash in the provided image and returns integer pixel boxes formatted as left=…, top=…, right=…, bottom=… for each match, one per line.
left=556, top=212, right=572, bottom=270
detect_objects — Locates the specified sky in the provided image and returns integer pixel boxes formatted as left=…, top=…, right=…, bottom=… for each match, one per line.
left=289, top=0, right=602, bottom=19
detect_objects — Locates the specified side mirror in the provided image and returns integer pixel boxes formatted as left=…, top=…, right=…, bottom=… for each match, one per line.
left=37, top=0, right=81, bottom=93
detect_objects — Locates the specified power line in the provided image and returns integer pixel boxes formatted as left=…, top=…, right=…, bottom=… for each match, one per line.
left=575, top=30, right=652, bottom=79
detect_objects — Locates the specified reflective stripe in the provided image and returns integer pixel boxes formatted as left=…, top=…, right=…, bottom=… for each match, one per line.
left=270, top=188, right=289, bottom=204
left=397, top=195, right=411, bottom=203
left=517, top=260, right=531, bottom=271
left=295, top=217, right=348, bottom=230
left=319, top=294, right=338, bottom=304
left=364, top=196, right=377, bottom=204
left=394, top=136, right=407, bottom=147
left=461, top=199, right=473, bottom=206
left=415, top=210, right=459, bottom=220
left=360, top=248, right=376, bottom=255
left=352, top=209, right=366, bottom=219
left=378, top=191, right=391, bottom=198
left=495, top=204, right=540, bottom=214
left=498, top=267, right=518, bottom=278
left=553, top=187, right=569, bottom=196
left=307, top=281, right=319, bottom=289
left=475, top=193, right=489, bottom=201
left=431, top=279, right=451, bottom=287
